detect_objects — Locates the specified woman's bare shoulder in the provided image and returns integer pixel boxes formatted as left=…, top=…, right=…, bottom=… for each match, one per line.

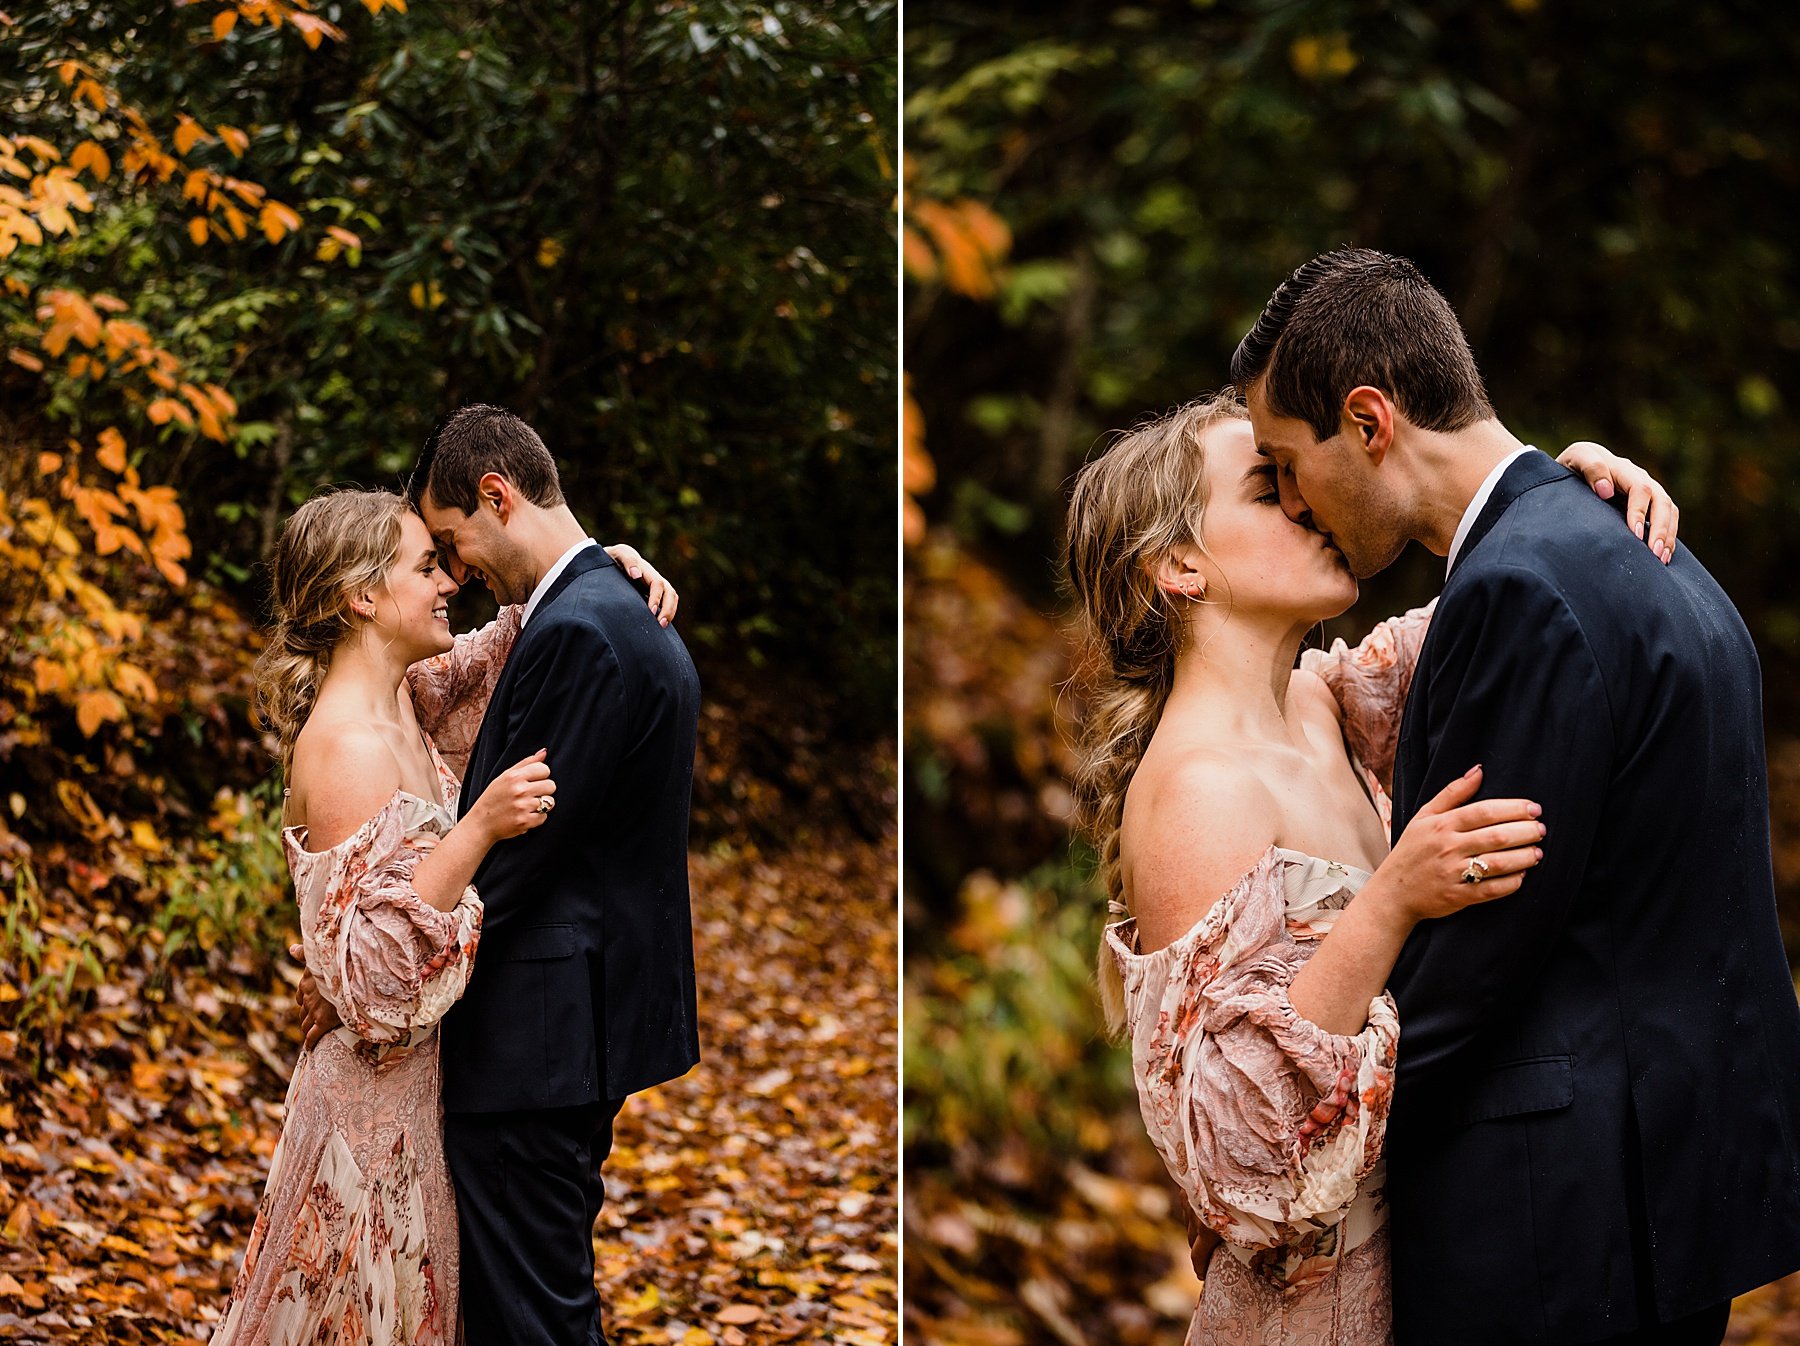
left=1124, top=746, right=1280, bottom=954
left=289, top=716, right=405, bottom=850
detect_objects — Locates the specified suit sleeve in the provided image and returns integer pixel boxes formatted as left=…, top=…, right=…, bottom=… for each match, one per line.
left=1387, top=565, right=1615, bottom=1086
left=463, top=617, right=630, bottom=943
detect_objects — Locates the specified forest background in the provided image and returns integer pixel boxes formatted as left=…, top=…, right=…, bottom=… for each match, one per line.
left=903, top=3, right=1800, bottom=1344
left=0, top=2, right=897, bottom=1343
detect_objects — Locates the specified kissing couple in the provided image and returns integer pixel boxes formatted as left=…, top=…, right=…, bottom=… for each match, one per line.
left=1071, top=250, right=1800, bottom=1345
left=212, top=404, right=702, bottom=1345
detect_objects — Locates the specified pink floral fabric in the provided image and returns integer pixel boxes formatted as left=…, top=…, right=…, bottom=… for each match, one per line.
left=1103, top=604, right=1437, bottom=1345
left=212, top=740, right=481, bottom=1346
left=1299, top=601, right=1436, bottom=801
left=405, top=605, right=523, bottom=783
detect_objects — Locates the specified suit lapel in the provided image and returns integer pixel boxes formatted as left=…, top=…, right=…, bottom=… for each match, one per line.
left=1446, top=451, right=1569, bottom=582
left=457, top=546, right=618, bottom=816
left=1394, top=451, right=1573, bottom=835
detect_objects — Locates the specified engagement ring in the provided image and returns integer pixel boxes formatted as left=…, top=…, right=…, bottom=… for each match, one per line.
left=1461, top=857, right=1490, bottom=884
left=536, top=796, right=555, bottom=814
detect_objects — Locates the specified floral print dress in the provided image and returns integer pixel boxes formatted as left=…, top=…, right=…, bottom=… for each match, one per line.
left=211, top=607, right=522, bottom=1346
left=1104, top=603, right=1433, bottom=1346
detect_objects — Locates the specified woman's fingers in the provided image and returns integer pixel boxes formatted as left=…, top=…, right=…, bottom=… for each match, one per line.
left=1463, top=819, right=1547, bottom=855
left=1444, top=796, right=1542, bottom=831
left=1421, top=764, right=1483, bottom=814
left=1468, top=844, right=1542, bottom=877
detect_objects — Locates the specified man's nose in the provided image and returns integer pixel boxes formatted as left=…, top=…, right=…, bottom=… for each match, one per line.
left=1278, top=475, right=1311, bottom=527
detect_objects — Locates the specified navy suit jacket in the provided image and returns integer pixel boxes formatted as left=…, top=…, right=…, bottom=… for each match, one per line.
left=439, top=546, right=701, bottom=1111
left=1383, top=451, right=1800, bottom=1343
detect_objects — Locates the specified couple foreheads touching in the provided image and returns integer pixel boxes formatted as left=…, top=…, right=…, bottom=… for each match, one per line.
left=216, top=403, right=700, bottom=1345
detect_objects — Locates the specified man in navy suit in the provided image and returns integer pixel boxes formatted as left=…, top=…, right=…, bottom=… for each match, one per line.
left=1231, top=250, right=1800, bottom=1346
left=411, top=405, right=701, bottom=1345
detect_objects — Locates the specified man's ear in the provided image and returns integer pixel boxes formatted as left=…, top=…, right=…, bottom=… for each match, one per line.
left=1341, top=386, right=1395, bottom=465
left=478, top=472, right=514, bottom=521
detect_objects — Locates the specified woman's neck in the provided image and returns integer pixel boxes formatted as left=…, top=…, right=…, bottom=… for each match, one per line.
left=1163, top=608, right=1314, bottom=747
left=317, top=636, right=413, bottom=724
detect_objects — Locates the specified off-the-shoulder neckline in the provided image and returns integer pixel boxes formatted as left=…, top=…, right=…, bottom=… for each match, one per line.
left=282, top=788, right=451, bottom=858
left=1109, top=842, right=1372, bottom=961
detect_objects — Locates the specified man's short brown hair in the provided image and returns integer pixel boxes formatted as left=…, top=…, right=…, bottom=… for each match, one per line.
left=1229, top=248, right=1494, bottom=441
left=408, top=404, right=564, bottom=514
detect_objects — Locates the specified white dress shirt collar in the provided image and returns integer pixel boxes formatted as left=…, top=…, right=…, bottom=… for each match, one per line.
left=521, top=537, right=598, bottom=628
left=1446, top=447, right=1538, bottom=576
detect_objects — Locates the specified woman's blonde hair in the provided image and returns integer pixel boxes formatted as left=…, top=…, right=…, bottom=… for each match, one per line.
left=253, top=489, right=413, bottom=779
left=1064, top=392, right=1246, bottom=1034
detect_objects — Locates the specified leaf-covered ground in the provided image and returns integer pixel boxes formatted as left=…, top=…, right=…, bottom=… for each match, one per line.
left=0, top=824, right=896, bottom=1344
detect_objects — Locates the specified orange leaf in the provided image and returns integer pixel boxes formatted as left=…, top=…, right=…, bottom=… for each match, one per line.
left=37, top=452, right=62, bottom=477
left=212, top=10, right=238, bottom=39
left=73, top=79, right=108, bottom=114
left=187, top=215, right=208, bottom=246
left=172, top=117, right=211, bottom=157
left=258, top=200, right=301, bottom=244
left=326, top=224, right=361, bottom=249
left=146, top=397, right=191, bottom=428
left=96, top=427, right=127, bottom=473
left=8, top=348, right=44, bottom=373
left=68, top=140, right=111, bottom=182
left=716, top=1306, right=764, bottom=1325
left=74, top=689, right=125, bottom=737
left=216, top=124, right=249, bottom=157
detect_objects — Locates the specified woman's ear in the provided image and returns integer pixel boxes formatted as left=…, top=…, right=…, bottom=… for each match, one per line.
left=1150, top=549, right=1208, bottom=600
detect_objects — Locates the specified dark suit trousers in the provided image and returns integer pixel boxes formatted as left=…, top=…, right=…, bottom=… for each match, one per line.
left=445, top=1098, right=627, bottom=1345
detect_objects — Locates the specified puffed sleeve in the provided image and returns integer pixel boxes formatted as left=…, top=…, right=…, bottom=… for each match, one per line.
left=405, top=605, right=524, bottom=782
left=288, top=801, right=483, bottom=1043
left=1300, top=600, right=1435, bottom=798
left=1108, top=849, right=1398, bottom=1287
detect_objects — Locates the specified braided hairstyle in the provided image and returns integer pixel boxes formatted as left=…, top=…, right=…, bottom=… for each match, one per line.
left=253, top=489, right=412, bottom=780
left=1064, top=392, right=1244, bottom=1034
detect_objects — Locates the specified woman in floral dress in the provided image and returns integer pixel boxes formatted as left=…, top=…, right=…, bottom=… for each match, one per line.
left=211, top=489, right=672, bottom=1346
left=1063, top=395, right=1677, bottom=1345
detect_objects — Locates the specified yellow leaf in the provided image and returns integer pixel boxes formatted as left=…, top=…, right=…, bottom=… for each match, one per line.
left=96, top=426, right=127, bottom=472
left=68, top=140, right=110, bottom=182
left=128, top=819, right=163, bottom=853
left=212, top=10, right=238, bottom=39
left=616, top=1285, right=661, bottom=1318
left=188, top=215, right=208, bottom=246
left=16, top=136, right=59, bottom=164
left=115, top=663, right=157, bottom=703
left=536, top=237, right=563, bottom=268
left=99, top=1233, right=151, bottom=1259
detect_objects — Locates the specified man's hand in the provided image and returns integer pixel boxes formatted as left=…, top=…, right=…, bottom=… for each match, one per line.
left=289, top=942, right=342, bottom=1050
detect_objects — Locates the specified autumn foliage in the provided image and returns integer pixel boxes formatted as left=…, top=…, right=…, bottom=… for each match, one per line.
left=1, top=3, right=896, bottom=1341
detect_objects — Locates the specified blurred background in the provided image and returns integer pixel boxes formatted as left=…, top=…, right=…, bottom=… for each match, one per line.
left=903, top=3, right=1800, bottom=1343
left=0, top=2, right=896, bottom=1341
